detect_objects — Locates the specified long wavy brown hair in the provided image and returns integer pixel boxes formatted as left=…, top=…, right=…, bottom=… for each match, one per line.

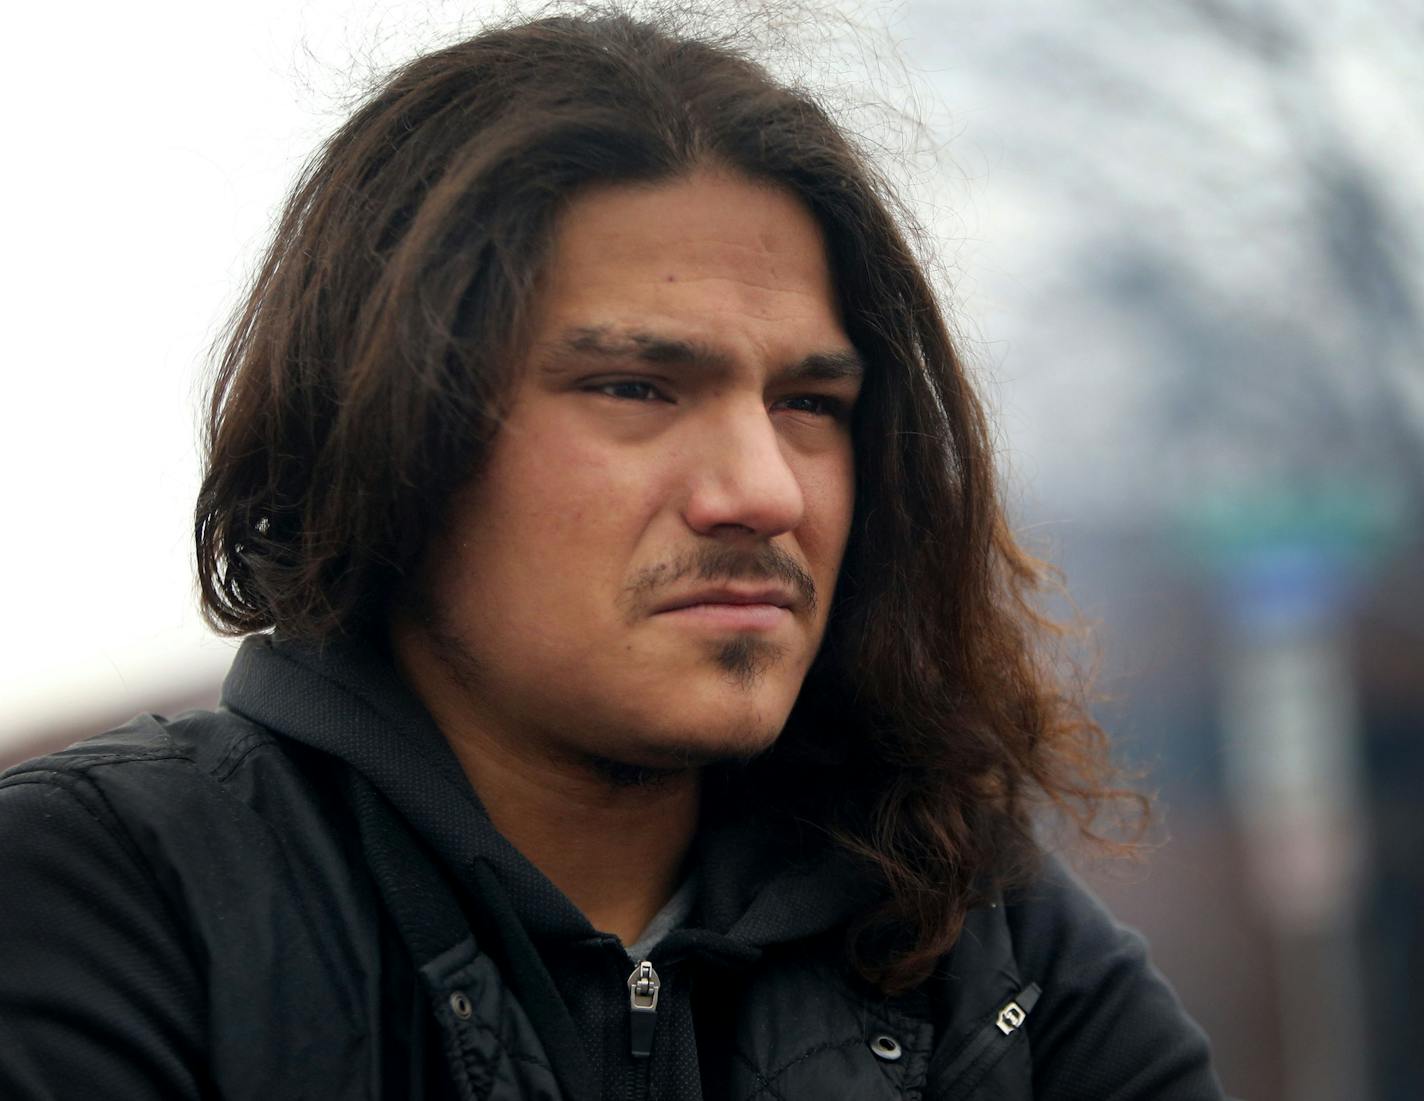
left=196, top=8, right=1146, bottom=994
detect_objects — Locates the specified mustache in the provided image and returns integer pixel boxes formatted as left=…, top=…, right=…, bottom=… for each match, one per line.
left=623, top=544, right=819, bottom=618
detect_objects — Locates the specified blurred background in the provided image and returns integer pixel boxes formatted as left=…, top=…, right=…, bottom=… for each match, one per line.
left=1, top=2, right=1419, bottom=1098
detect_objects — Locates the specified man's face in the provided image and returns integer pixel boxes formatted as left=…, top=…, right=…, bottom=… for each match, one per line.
left=415, top=169, right=861, bottom=773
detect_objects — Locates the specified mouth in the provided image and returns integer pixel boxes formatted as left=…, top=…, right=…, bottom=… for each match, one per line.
left=650, top=585, right=798, bottom=631
left=653, top=602, right=792, bottom=631
left=651, top=585, right=797, bottom=615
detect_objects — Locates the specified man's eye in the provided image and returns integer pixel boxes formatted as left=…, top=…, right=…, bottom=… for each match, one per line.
left=777, top=395, right=847, bottom=418
left=592, top=380, right=666, bottom=402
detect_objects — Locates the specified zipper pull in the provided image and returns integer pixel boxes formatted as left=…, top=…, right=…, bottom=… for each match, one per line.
left=995, top=982, right=1042, bottom=1035
left=627, top=960, right=661, bottom=1058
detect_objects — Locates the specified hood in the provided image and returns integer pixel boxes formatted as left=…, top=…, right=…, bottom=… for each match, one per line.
left=221, top=633, right=878, bottom=957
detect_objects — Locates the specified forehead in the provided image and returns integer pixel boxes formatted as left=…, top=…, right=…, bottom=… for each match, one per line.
left=526, top=169, right=851, bottom=369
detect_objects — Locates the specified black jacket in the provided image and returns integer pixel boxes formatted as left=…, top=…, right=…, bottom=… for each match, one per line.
left=0, top=635, right=1224, bottom=1099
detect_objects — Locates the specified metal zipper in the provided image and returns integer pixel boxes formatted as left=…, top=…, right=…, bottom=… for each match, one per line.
left=995, top=990, right=1033, bottom=1035
left=929, top=982, right=1042, bottom=1088
left=627, top=960, right=661, bottom=1059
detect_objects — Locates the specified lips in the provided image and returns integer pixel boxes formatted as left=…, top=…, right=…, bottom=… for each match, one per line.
left=651, top=585, right=797, bottom=615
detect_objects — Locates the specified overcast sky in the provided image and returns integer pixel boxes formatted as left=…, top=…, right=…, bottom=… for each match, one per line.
left=1, top=3, right=479, bottom=740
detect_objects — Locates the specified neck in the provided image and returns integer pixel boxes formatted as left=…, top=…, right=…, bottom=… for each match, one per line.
left=459, top=744, right=699, bottom=944
left=390, top=619, right=699, bottom=946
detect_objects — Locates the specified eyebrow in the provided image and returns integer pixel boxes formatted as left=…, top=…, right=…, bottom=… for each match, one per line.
left=542, top=325, right=866, bottom=383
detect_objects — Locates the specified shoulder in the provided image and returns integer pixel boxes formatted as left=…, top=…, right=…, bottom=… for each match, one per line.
left=1001, top=853, right=1153, bottom=983
left=997, top=854, right=1226, bottom=1101
left=0, top=708, right=381, bottom=1095
left=0, top=705, right=369, bottom=922
left=0, top=711, right=279, bottom=1098
left=3, top=703, right=281, bottom=789
left=0, top=702, right=381, bottom=972
left=1, top=711, right=259, bottom=878
left=1, top=705, right=273, bottom=812
left=0, top=705, right=337, bottom=849
left=0, top=705, right=359, bottom=920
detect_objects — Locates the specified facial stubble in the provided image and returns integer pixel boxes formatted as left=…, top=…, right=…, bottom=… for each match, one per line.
left=401, top=525, right=819, bottom=787
left=411, top=590, right=794, bottom=782
left=711, top=633, right=788, bottom=691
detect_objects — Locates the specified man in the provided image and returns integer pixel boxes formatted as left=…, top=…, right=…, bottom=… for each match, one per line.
left=0, top=12, right=1224, bottom=1100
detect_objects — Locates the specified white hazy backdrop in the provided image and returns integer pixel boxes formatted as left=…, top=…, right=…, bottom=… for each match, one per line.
left=1, top=4, right=504, bottom=740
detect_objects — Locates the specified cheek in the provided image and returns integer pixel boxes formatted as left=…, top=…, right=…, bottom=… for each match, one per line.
left=799, top=448, right=857, bottom=556
left=483, top=423, right=670, bottom=582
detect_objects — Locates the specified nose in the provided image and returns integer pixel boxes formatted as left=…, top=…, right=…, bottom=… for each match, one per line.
left=681, top=401, right=806, bottom=539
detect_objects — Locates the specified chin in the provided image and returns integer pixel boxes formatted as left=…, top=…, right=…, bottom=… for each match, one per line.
left=566, top=643, right=809, bottom=779
left=584, top=715, right=786, bottom=780
left=704, top=635, right=793, bottom=690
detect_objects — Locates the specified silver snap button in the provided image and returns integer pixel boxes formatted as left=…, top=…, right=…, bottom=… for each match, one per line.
left=869, top=1033, right=902, bottom=1061
left=449, top=990, right=473, bottom=1020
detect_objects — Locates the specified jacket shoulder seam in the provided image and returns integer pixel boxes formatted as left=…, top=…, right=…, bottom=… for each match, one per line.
left=1, top=717, right=281, bottom=790
left=0, top=748, right=195, bottom=789
left=208, top=725, right=282, bottom=781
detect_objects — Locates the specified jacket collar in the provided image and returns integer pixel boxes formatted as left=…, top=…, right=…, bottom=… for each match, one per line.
left=222, top=633, right=881, bottom=954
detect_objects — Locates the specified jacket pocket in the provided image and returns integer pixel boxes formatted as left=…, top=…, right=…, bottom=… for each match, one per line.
left=927, top=983, right=1041, bottom=1094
